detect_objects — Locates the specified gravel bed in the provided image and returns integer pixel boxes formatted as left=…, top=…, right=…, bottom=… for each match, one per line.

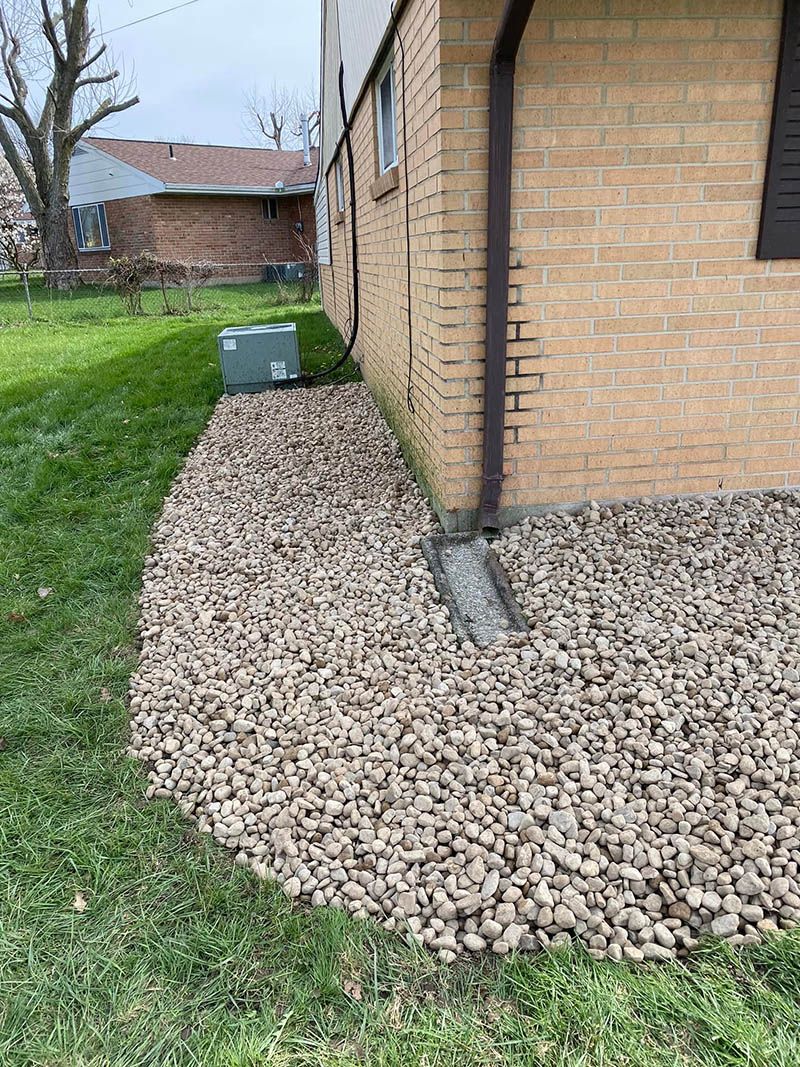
left=130, top=382, right=800, bottom=962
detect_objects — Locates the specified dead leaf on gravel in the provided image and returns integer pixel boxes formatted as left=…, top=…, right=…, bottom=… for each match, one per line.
left=37, top=586, right=53, bottom=599
left=343, top=979, right=363, bottom=1001
left=71, top=891, right=88, bottom=913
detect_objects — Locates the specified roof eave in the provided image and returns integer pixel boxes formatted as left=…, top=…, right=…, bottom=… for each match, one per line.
left=161, top=182, right=316, bottom=196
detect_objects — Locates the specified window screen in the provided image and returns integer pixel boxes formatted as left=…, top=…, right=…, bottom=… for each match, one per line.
left=376, top=58, right=397, bottom=174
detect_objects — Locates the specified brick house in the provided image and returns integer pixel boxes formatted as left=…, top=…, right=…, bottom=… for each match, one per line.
left=316, top=0, right=800, bottom=531
left=68, top=137, right=318, bottom=280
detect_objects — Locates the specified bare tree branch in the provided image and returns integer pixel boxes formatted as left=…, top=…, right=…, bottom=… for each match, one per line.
left=39, top=0, right=64, bottom=64
left=0, top=0, right=139, bottom=280
left=70, top=93, right=138, bottom=145
left=243, top=81, right=319, bottom=152
left=77, top=41, right=106, bottom=73
left=75, top=69, right=117, bottom=91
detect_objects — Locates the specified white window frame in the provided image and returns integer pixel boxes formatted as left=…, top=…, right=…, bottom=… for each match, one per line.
left=375, top=53, right=398, bottom=175
left=262, top=197, right=279, bottom=220
left=72, top=202, right=110, bottom=252
left=335, top=157, right=345, bottom=212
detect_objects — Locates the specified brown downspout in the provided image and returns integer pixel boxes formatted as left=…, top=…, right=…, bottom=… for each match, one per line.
left=478, top=0, right=536, bottom=532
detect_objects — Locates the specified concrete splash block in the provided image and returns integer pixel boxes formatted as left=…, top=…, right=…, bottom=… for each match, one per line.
left=421, top=533, right=530, bottom=648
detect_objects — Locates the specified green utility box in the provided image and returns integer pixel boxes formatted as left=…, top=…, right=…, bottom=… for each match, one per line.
left=217, top=323, right=301, bottom=394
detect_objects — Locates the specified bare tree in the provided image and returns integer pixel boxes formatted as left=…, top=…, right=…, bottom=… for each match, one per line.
left=244, top=80, right=319, bottom=152
left=291, top=81, right=319, bottom=147
left=0, top=1, right=138, bottom=284
left=244, top=82, right=291, bottom=150
left=151, top=133, right=202, bottom=145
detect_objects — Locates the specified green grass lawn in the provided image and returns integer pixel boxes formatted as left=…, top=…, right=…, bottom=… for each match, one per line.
left=0, top=272, right=311, bottom=324
left=0, top=306, right=799, bottom=1067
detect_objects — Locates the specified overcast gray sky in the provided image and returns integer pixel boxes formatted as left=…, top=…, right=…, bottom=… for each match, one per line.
left=91, top=0, right=321, bottom=146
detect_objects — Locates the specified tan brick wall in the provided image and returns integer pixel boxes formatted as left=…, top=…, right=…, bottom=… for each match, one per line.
left=75, top=192, right=316, bottom=279
left=324, top=0, right=800, bottom=528
left=320, top=0, right=454, bottom=504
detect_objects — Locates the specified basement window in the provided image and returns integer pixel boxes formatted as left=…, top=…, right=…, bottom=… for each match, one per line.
left=375, top=53, right=397, bottom=174
left=72, top=203, right=109, bottom=252
left=335, top=157, right=345, bottom=212
left=262, top=197, right=279, bottom=220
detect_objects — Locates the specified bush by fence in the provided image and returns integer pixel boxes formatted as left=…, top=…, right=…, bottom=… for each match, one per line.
left=0, top=261, right=318, bottom=325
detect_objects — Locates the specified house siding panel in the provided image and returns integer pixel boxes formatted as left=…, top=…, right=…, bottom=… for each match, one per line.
left=69, top=145, right=163, bottom=205
left=315, top=181, right=331, bottom=266
left=320, top=0, right=395, bottom=174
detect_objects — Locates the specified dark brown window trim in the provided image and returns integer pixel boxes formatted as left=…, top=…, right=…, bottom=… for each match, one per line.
left=371, top=166, right=399, bottom=201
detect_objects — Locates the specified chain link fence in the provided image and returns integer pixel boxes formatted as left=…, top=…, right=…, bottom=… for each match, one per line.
left=0, top=262, right=318, bottom=325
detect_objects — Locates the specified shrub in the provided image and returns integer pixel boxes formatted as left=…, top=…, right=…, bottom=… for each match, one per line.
left=106, top=254, right=149, bottom=315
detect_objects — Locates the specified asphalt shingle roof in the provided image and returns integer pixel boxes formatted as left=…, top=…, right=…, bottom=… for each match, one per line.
left=84, top=137, right=318, bottom=191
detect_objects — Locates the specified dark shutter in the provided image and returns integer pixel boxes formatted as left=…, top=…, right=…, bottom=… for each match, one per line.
left=71, top=206, right=84, bottom=250
left=758, top=0, right=800, bottom=258
left=97, top=203, right=109, bottom=248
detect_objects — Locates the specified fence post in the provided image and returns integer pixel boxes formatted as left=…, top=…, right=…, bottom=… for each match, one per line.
left=21, top=269, right=32, bottom=320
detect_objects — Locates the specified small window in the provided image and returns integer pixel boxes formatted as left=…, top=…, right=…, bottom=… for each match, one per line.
left=335, top=157, right=345, bottom=212
left=262, top=197, right=279, bottom=220
left=375, top=54, right=397, bottom=174
left=72, top=203, right=109, bottom=252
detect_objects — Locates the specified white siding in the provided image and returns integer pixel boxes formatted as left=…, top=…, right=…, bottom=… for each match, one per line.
left=315, top=178, right=331, bottom=265
left=320, top=0, right=341, bottom=175
left=68, top=144, right=163, bottom=206
left=319, top=0, right=394, bottom=175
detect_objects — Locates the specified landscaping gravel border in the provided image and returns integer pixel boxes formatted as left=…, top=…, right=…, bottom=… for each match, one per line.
left=130, top=383, right=800, bottom=962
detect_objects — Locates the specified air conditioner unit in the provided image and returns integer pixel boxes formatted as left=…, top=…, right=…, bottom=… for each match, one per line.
left=217, top=323, right=301, bottom=394
left=263, top=262, right=307, bottom=283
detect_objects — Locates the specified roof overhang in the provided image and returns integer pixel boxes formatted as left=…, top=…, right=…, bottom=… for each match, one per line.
left=161, top=182, right=316, bottom=197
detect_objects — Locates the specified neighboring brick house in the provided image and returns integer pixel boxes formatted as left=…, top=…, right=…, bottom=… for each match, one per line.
left=316, top=0, right=800, bottom=531
left=68, top=137, right=318, bottom=280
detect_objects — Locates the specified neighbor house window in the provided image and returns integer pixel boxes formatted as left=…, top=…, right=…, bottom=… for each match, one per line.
left=335, top=157, right=345, bottom=212
left=375, top=54, right=397, bottom=174
left=72, top=203, right=109, bottom=252
left=263, top=197, right=279, bottom=220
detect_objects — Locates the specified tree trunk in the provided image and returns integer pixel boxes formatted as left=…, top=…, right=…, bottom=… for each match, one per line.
left=39, top=204, right=78, bottom=288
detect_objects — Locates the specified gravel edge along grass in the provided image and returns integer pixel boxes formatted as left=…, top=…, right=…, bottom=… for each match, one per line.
left=0, top=310, right=798, bottom=1066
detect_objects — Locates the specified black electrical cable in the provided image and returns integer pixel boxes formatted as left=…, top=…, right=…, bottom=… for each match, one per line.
left=303, top=59, right=360, bottom=383
left=389, top=1, right=415, bottom=415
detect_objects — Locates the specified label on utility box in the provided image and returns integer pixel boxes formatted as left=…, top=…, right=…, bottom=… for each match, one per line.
left=271, top=360, right=288, bottom=381
left=222, top=338, right=237, bottom=351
